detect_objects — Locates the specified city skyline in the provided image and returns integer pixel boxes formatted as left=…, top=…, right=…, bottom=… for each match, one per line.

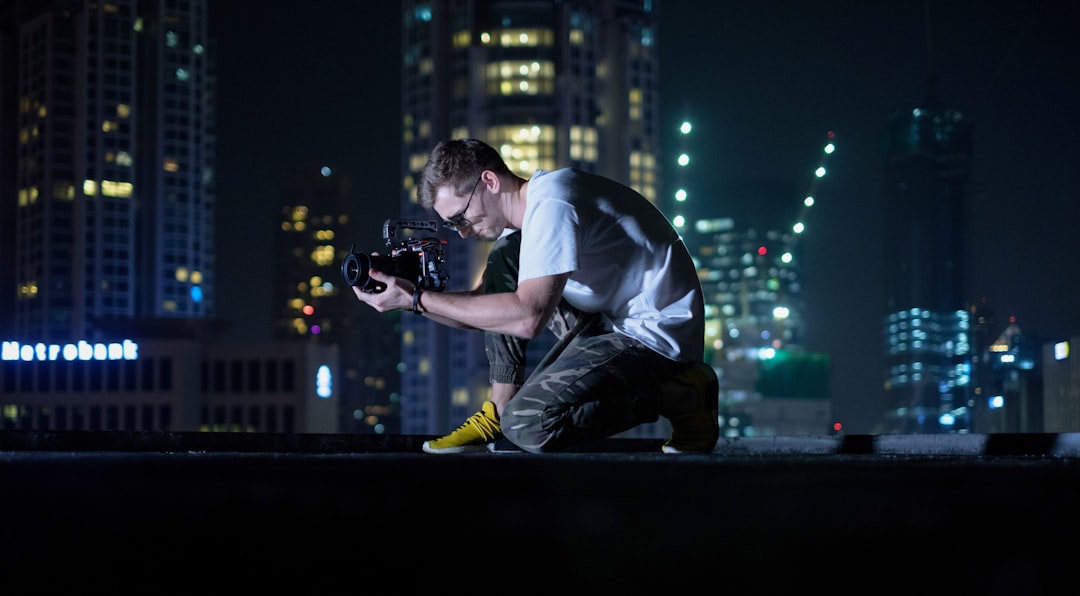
left=209, top=1, right=1079, bottom=433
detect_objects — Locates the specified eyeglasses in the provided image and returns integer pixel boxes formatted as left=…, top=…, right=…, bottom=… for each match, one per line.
left=442, top=175, right=482, bottom=232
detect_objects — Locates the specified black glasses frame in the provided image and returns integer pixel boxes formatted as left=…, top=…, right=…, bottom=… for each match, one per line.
left=442, top=175, right=483, bottom=232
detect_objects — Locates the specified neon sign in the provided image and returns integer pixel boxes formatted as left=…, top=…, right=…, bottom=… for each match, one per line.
left=1, top=340, right=139, bottom=362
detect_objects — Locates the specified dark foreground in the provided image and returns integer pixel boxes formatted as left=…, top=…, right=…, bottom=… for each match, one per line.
left=2, top=430, right=1078, bottom=594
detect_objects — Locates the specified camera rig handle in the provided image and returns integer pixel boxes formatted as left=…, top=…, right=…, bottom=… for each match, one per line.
left=382, top=219, right=440, bottom=247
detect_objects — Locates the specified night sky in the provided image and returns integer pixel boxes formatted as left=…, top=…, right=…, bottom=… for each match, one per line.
left=209, top=1, right=1080, bottom=433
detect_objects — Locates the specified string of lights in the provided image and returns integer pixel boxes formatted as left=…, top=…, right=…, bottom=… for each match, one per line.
left=667, top=121, right=839, bottom=436
left=791, top=130, right=837, bottom=246
left=668, top=122, right=837, bottom=245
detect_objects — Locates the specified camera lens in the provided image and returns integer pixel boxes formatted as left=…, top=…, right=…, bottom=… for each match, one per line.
left=342, top=251, right=407, bottom=292
left=341, top=252, right=380, bottom=292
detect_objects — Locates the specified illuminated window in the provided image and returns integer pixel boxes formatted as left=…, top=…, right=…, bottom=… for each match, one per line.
left=451, top=387, right=470, bottom=407
left=629, top=88, right=643, bottom=121
left=52, top=183, right=75, bottom=200
left=487, top=126, right=556, bottom=174
left=452, top=29, right=471, bottom=48
left=101, top=180, right=133, bottom=198
left=569, top=126, right=598, bottom=163
left=488, top=60, right=555, bottom=96
left=629, top=150, right=656, bottom=201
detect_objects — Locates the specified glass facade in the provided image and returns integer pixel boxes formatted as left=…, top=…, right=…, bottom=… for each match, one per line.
left=10, top=0, right=215, bottom=341
left=881, top=96, right=974, bottom=433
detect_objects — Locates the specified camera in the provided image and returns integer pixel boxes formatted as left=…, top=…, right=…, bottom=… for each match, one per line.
left=341, top=219, right=449, bottom=293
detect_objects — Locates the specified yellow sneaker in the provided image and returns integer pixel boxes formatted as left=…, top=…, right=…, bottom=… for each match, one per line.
left=661, top=362, right=720, bottom=454
left=422, top=401, right=502, bottom=454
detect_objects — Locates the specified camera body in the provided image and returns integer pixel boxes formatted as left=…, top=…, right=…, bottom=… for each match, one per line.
left=341, top=219, right=449, bottom=293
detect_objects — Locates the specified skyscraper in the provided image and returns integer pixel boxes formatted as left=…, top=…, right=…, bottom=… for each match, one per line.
left=686, top=175, right=832, bottom=437
left=270, top=164, right=404, bottom=434
left=673, top=118, right=833, bottom=437
left=399, top=0, right=661, bottom=435
left=881, top=81, right=974, bottom=433
left=3, top=0, right=215, bottom=342
left=0, top=1, right=343, bottom=436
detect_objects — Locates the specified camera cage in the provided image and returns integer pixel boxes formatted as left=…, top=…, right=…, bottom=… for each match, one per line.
left=341, top=218, right=449, bottom=293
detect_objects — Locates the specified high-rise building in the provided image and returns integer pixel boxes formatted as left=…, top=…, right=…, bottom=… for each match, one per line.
left=674, top=119, right=833, bottom=437
left=686, top=180, right=829, bottom=437
left=1043, top=336, right=1079, bottom=432
left=0, top=4, right=17, bottom=336
left=271, top=165, right=403, bottom=434
left=274, top=166, right=353, bottom=344
left=399, top=0, right=661, bottom=435
left=3, top=0, right=215, bottom=342
left=0, top=1, right=308, bottom=434
left=968, top=313, right=1042, bottom=433
left=880, top=81, right=974, bottom=433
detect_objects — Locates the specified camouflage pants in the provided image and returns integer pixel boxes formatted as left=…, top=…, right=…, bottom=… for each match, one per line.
left=484, top=232, right=687, bottom=453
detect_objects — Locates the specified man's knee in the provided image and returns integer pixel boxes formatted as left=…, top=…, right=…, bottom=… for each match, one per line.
left=501, top=401, right=561, bottom=453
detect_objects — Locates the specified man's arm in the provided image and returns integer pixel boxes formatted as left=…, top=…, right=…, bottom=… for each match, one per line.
left=352, top=268, right=568, bottom=339
left=408, top=265, right=488, bottom=329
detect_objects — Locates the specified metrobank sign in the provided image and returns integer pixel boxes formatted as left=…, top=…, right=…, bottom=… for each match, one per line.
left=2, top=340, right=140, bottom=362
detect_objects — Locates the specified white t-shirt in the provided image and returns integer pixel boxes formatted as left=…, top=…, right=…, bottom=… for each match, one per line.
left=519, top=168, right=704, bottom=362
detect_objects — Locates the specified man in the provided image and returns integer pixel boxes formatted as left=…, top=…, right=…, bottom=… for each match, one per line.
left=352, top=138, right=719, bottom=454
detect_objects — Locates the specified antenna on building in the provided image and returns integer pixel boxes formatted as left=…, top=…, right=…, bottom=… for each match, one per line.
left=923, top=0, right=934, bottom=77
left=922, top=0, right=938, bottom=103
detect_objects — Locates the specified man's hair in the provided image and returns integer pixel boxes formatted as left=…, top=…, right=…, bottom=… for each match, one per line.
left=418, top=138, right=513, bottom=209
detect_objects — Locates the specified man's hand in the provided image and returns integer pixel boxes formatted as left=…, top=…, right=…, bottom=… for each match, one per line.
left=351, top=269, right=415, bottom=313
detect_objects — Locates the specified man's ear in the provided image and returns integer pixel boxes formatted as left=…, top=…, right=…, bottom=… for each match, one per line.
left=482, top=170, right=500, bottom=193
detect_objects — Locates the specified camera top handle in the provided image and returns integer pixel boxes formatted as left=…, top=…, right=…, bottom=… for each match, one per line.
left=382, top=219, right=439, bottom=247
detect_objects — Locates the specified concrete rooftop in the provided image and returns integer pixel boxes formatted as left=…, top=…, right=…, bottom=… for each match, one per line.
left=2, top=430, right=1076, bottom=594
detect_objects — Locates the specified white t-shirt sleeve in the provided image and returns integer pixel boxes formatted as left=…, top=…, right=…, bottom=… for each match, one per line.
left=518, top=187, right=578, bottom=282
